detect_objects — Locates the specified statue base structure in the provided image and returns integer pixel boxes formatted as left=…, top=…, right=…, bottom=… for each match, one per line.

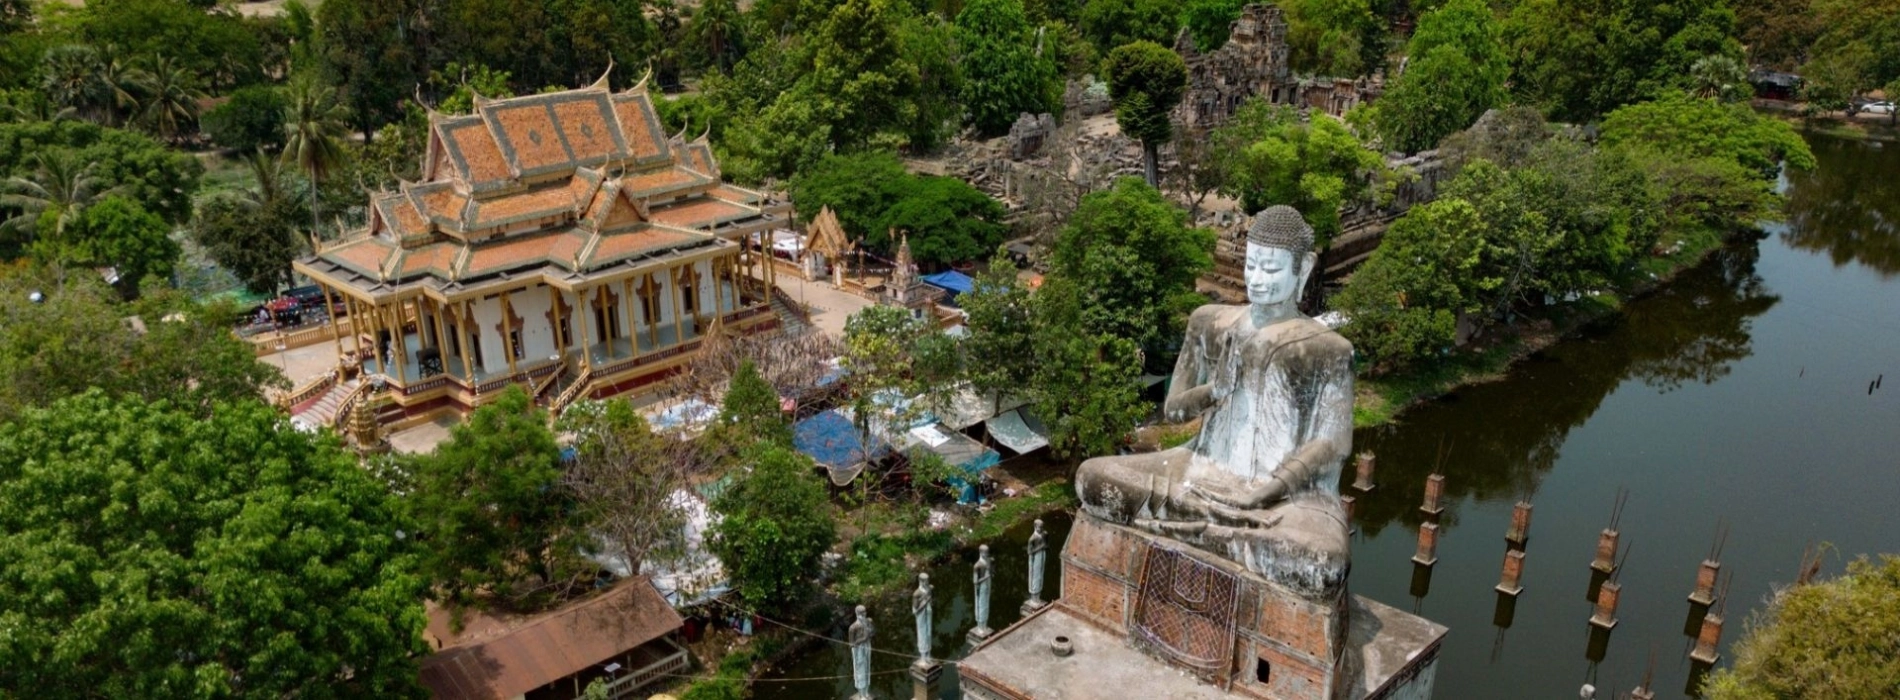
left=958, top=515, right=1445, bottom=700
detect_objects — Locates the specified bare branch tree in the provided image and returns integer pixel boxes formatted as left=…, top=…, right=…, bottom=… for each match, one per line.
left=666, top=329, right=842, bottom=405
left=558, top=399, right=703, bottom=577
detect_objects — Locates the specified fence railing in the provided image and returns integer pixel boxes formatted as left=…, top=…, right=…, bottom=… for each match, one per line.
left=330, top=378, right=378, bottom=434
left=284, top=371, right=338, bottom=410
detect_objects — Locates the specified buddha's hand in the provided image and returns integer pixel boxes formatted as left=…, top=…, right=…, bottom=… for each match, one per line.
left=1189, top=475, right=1290, bottom=511
left=1164, top=384, right=1218, bottom=421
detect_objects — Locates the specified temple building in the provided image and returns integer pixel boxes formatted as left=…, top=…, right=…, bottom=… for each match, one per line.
left=292, top=73, right=793, bottom=422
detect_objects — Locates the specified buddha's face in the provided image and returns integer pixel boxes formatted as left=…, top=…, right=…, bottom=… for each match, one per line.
left=1244, top=242, right=1302, bottom=307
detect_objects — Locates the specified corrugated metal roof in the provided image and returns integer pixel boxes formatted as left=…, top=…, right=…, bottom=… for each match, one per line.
left=419, top=578, right=683, bottom=700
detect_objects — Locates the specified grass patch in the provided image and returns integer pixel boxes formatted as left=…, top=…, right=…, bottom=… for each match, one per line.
left=967, top=483, right=1076, bottom=543
left=1354, top=340, right=1519, bottom=428
left=833, top=529, right=956, bottom=603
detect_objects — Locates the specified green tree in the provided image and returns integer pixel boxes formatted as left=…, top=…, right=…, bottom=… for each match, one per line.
left=404, top=386, right=585, bottom=612
left=0, top=150, right=115, bottom=244
left=789, top=151, right=1006, bottom=264
left=0, top=121, right=201, bottom=228
left=133, top=53, right=204, bottom=142
left=315, top=0, right=423, bottom=139
left=958, top=259, right=1038, bottom=413
left=685, top=0, right=747, bottom=73
left=0, top=270, right=287, bottom=423
left=957, top=0, right=1059, bottom=136
left=39, top=44, right=111, bottom=123
left=1332, top=198, right=1487, bottom=369
left=1181, top=0, right=1247, bottom=51
left=1215, top=101, right=1385, bottom=247
left=1280, top=0, right=1384, bottom=77
left=1798, top=0, right=1900, bottom=111
left=713, top=359, right=793, bottom=449
left=0, top=393, right=427, bottom=697
left=203, top=85, right=290, bottom=152
left=1102, top=40, right=1187, bottom=186
left=43, top=195, right=179, bottom=298
left=1029, top=292, right=1148, bottom=459
left=280, top=76, right=350, bottom=236
left=1703, top=555, right=1900, bottom=699
left=1504, top=0, right=1741, bottom=121
left=1046, top=177, right=1213, bottom=360
left=191, top=154, right=308, bottom=295
left=1078, top=0, right=1177, bottom=55
left=1689, top=54, right=1751, bottom=102
left=558, top=398, right=693, bottom=577
left=1374, top=0, right=1508, bottom=153
left=71, top=0, right=266, bottom=91
left=1599, top=94, right=1815, bottom=180
left=705, top=445, right=836, bottom=613
left=1735, top=0, right=1820, bottom=71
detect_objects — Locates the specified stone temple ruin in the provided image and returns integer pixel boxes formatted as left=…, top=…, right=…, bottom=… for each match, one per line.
left=1175, top=4, right=1383, bottom=130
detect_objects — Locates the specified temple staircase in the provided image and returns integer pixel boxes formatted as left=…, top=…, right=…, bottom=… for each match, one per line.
left=769, top=288, right=813, bottom=336
left=291, top=377, right=362, bottom=432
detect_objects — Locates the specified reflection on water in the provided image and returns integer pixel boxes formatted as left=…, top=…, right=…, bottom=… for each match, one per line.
left=1346, top=241, right=1780, bottom=540
left=1783, top=136, right=1900, bottom=276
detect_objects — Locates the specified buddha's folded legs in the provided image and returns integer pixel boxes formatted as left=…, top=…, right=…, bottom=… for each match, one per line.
left=1075, top=447, right=1196, bottom=525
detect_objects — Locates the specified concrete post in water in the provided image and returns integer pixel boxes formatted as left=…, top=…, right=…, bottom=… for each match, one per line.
left=1590, top=581, right=1621, bottom=630
left=1496, top=549, right=1526, bottom=596
left=1630, top=686, right=1655, bottom=700
left=1693, top=613, right=1726, bottom=664
left=968, top=545, right=994, bottom=646
left=1689, top=559, right=1721, bottom=606
left=1412, top=522, right=1440, bottom=566
left=849, top=605, right=874, bottom=700
left=1021, top=519, right=1048, bottom=616
left=1506, top=501, right=1533, bottom=547
left=1352, top=451, right=1376, bottom=492
left=1591, top=529, right=1620, bottom=575
left=1420, top=473, right=1446, bottom=517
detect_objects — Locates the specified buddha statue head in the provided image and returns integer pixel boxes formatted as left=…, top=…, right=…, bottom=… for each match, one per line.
left=1243, top=205, right=1317, bottom=310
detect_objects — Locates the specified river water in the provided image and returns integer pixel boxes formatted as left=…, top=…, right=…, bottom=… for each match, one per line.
left=756, top=133, right=1900, bottom=699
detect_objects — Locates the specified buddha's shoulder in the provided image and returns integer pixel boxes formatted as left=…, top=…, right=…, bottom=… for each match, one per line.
left=1187, top=303, right=1246, bottom=330
left=1271, top=317, right=1353, bottom=355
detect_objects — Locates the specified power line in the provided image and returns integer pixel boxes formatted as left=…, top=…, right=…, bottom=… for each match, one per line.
left=704, top=595, right=923, bottom=661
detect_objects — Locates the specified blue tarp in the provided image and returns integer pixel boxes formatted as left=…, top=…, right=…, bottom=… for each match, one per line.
left=921, top=270, right=974, bottom=295
left=794, top=408, right=890, bottom=469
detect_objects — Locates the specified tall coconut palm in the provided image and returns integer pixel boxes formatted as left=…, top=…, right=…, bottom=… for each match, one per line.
left=279, top=77, right=350, bottom=237
left=1689, top=55, right=1748, bottom=103
left=40, top=45, right=107, bottom=120
left=0, top=151, right=119, bottom=239
left=137, top=54, right=205, bottom=142
left=242, top=149, right=294, bottom=210
left=95, top=48, right=150, bottom=127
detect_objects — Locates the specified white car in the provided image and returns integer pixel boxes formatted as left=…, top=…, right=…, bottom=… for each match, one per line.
left=1860, top=101, right=1895, bottom=115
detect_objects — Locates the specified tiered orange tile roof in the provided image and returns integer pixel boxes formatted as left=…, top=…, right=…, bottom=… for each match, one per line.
left=302, top=73, right=794, bottom=297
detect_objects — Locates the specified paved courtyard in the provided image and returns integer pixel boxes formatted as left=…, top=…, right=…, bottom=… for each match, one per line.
left=765, top=272, right=876, bottom=338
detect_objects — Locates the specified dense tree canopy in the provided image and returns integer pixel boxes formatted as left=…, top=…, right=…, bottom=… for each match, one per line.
left=1374, top=0, right=1508, bottom=152
left=1795, top=0, right=1900, bottom=109
left=957, top=0, right=1059, bottom=136
left=202, top=85, right=290, bottom=152
left=1078, top=0, right=1178, bottom=56
left=0, top=393, right=427, bottom=697
left=1503, top=0, right=1741, bottom=121
left=0, top=270, right=287, bottom=423
left=790, top=151, right=1006, bottom=264
left=0, top=120, right=202, bottom=228
left=1046, top=177, right=1213, bottom=359
left=42, top=194, right=178, bottom=298
left=1214, top=101, right=1385, bottom=247
left=403, top=387, right=586, bottom=612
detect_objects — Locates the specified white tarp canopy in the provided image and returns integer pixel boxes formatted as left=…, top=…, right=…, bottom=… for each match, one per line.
left=592, top=489, right=730, bottom=608
left=986, top=408, right=1049, bottom=455
left=936, top=383, right=1029, bottom=431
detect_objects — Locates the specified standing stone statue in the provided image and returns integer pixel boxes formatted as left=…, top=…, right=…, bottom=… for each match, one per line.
left=1023, top=520, right=1048, bottom=614
left=1075, top=205, right=1354, bottom=597
left=849, top=605, right=874, bottom=700
left=912, top=574, right=934, bottom=666
left=970, top=545, right=994, bottom=643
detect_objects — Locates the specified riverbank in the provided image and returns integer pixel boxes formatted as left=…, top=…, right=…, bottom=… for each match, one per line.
left=1352, top=223, right=1731, bottom=427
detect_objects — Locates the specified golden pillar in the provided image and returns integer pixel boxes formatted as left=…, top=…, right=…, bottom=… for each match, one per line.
left=500, top=290, right=519, bottom=378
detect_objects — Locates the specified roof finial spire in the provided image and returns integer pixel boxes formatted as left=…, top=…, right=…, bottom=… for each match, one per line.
left=590, top=57, right=615, bottom=91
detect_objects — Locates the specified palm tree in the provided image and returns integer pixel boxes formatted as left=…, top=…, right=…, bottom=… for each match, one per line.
left=279, top=77, right=350, bottom=237
left=0, top=151, right=119, bottom=239
left=1689, top=55, right=1748, bottom=103
left=95, top=48, right=150, bottom=127
left=40, top=45, right=106, bottom=120
left=137, top=54, right=205, bottom=142
left=687, top=0, right=743, bottom=73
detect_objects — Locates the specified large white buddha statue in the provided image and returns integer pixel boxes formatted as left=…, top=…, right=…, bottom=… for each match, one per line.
left=1075, top=206, right=1353, bottom=596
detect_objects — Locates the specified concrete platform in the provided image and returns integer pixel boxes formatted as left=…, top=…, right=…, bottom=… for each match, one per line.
left=959, top=597, right=1444, bottom=700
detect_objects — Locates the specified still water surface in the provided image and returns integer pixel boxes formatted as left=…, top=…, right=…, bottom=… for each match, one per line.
left=757, top=133, right=1900, bottom=698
